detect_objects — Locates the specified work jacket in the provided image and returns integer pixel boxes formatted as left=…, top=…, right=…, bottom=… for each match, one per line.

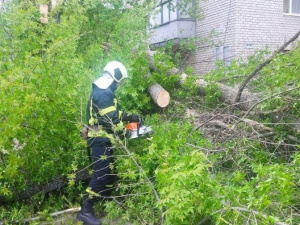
left=86, top=84, right=123, bottom=138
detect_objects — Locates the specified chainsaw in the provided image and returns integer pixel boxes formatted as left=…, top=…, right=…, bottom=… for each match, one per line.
left=125, top=120, right=152, bottom=139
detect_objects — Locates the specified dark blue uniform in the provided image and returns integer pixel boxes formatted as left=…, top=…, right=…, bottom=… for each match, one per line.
left=85, top=84, right=123, bottom=201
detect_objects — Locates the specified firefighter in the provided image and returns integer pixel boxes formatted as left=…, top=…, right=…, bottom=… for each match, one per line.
left=77, top=61, right=140, bottom=225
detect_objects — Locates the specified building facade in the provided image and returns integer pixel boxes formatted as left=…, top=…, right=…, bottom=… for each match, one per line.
left=149, top=0, right=300, bottom=75
left=191, top=0, right=300, bottom=75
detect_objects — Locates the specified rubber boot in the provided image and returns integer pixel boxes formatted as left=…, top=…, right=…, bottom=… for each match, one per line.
left=76, top=198, right=102, bottom=225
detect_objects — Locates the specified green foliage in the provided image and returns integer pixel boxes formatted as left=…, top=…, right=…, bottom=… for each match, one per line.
left=157, top=39, right=197, bottom=69
left=206, top=44, right=300, bottom=141
left=0, top=0, right=150, bottom=212
left=104, top=115, right=214, bottom=225
left=116, top=55, right=153, bottom=114
left=1, top=0, right=300, bottom=224
left=150, top=52, right=181, bottom=90
left=204, top=83, right=222, bottom=106
left=103, top=115, right=300, bottom=225
left=0, top=0, right=88, bottom=192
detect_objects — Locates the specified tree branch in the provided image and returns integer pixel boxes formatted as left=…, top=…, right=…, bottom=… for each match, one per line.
left=242, top=86, right=300, bottom=118
left=0, top=207, right=80, bottom=225
left=197, top=206, right=289, bottom=225
left=120, top=143, right=164, bottom=224
left=234, top=29, right=300, bottom=104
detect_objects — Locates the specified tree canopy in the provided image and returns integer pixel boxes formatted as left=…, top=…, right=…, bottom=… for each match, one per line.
left=0, top=0, right=299, bottom=224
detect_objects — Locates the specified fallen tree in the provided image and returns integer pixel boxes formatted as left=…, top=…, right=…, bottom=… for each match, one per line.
left=0, top=168, right=91, bottom=204
left=2, top=43, right=299, bottom=204
left=147, top=28, right=300, bottom=112
left=146, top=50, right=260, bottom=111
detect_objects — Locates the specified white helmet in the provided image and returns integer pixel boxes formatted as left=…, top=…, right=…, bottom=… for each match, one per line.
left=93, top=61, right=128, bottom=89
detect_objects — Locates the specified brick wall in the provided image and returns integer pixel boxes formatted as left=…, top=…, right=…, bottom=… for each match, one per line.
left=191, top=0, right=300, bottom=75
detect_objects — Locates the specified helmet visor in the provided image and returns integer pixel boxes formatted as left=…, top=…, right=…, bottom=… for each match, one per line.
left=114, top=68, right=123, bottom=82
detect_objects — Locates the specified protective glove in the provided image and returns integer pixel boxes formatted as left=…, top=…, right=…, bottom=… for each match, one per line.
left=128, top=114, right=141, bottom=122
left=122, top=112, right=141, bottom=122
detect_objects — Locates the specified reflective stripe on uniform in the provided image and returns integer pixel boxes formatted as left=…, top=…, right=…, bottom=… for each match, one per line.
left=119, top=110, right=123, bottom=119
left=88, top=97, right=123, bottom=140
left=87, top=128, right=115, bottom=140
left=89, top=98, right=98, bottom=126
left=86, top=187, right=101, bottom=198
left=97, top=98, right=118, bottom=116
left=99, top=106, right=117, bottom=116
left=89, top=98, right=118, bottom=124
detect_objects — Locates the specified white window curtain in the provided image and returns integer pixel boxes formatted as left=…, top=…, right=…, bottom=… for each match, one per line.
left=292, top=0, right=300, bottom=13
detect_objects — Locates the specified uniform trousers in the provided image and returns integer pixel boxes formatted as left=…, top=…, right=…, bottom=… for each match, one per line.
left=86, top=137, right=114, bottom=202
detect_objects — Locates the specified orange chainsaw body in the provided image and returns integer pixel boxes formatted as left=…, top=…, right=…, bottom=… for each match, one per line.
left=125, top=122, right=152, bottom=139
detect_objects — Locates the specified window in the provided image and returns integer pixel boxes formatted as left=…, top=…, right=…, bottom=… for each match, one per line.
left=216, top=46, right=231, bottom=66
left=283, top=0, right=300, bottom=14
left=149, top=0, right=178, bottom=27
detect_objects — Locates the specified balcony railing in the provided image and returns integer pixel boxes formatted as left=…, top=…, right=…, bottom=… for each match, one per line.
left=148, top=0, right=196, bottom=45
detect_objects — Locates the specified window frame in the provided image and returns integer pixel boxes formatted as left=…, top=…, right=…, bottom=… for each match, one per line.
left=283, top=0, right=300, bottom=16
left=149, top=0, right=187, bottom=28
left=215, top=46, right=231, bottom=67
left=159, top=0, right=178, bottom=25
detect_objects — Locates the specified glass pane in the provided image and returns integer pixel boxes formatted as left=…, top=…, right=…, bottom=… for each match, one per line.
left=151, top=6, right=162, bottom=26
left=163, top=3, right=169, bottom=23
left=149, top=14, right=155, bottom=27
left=216, top=47, right=223, bottom=60
left=170, top=0, right=177, bottom=21
left=224, top=46, right=231, bottom=66
left=283, top=0, right=290, bottom=13
left=292, top=0, right=300, bottom=13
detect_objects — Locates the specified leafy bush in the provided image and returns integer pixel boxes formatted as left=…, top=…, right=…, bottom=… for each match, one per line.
left=0, top=1, right=299, bottom=225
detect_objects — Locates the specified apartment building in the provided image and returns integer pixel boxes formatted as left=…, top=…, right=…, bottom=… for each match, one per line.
left=148, top=0, right=300, bottom=75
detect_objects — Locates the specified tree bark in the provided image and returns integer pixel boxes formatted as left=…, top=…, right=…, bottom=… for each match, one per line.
left=0, top=168, right=91, bottom=204
left=194, top=78, right=260, bottom=111
left=148, top=83, right=170, bottom=108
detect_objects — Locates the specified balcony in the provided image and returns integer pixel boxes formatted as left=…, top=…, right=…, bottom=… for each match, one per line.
left=148, top=0, right=196, bottom=46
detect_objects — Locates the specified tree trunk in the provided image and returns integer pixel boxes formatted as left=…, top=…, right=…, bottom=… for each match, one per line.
left=194, top=78, right=260, bottom=111
left=0, top=169, right=91, bottom=204
left=148, top=83, right=170, bottom=108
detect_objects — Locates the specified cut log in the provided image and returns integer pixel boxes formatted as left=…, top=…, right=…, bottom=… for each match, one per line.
left=40, top=4, right=49, bottom=24
left=148, top=83, right=170, bottom=108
